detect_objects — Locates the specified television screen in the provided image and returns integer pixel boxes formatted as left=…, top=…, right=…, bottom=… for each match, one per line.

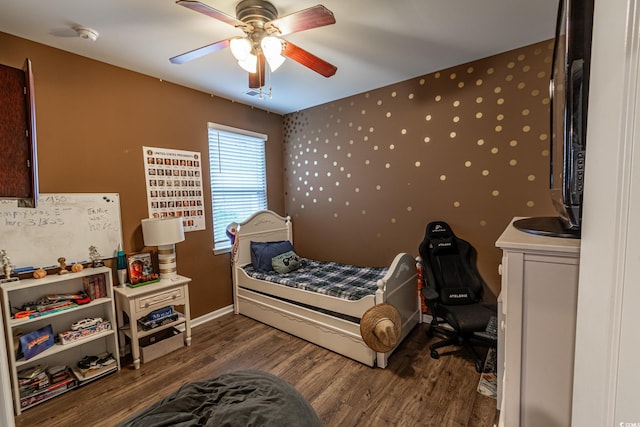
left=549, top=0, right=593, bottom=231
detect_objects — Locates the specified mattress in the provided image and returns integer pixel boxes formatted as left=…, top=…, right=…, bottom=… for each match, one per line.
left=242, top=258, right=387, bottom=301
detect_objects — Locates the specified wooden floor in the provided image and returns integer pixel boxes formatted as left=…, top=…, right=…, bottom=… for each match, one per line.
left=13, top=313, right=498, bottom=427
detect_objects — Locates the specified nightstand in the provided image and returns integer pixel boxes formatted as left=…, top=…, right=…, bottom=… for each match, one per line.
left=114, top=275, right=191, bottom=369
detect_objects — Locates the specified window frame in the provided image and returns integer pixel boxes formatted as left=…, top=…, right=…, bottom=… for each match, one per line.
left=208, top=122, right=268, bottom=254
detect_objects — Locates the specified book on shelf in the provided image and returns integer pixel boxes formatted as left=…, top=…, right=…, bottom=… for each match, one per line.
left=82, top=273, right=107, bottom=300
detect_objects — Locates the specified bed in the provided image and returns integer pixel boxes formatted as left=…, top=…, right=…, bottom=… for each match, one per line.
left=232, top=210, right=421, bottom=368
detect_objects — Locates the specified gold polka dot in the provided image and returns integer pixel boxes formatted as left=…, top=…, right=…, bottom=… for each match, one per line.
left=480, top=220, right=487, bottom=226
left=450, top=132, right=457, bottom=138
left=492, top=190, right=500, bottom=196
left=440, top=175, right=447, bottom=181
left=467, top=66, right=474, bottom=74
left=450, top=73, right=457, bottom=80
left=391, top=218, right=397, bottom=224
left=454, top=201, right=461, bottom=207
left=528, top=175, right=536, bottom=181
left=361, top=109, right=366, bottom=115
left=435, top=95, right=442, bottom=102
left=487, top=67, right=495, bottom=75
left=425, top=114, right=432, bottom=121
left=517, top=82, right=526, bottom=89
left=517, top=54, right=526, bottom=61
left=376, top=185, right=382, bottom=190
left=539, top=133, right=548, bottom=141
left=531, top=89, right=540, bottom=96
left=526, top=201, right=535, bottom=207
left=537, top=71, right=546, bottom=79
left=369, top=127, right=375, bottom=133
left=458, top=82, right=465, bottom=88
left=453, top=100, right=460, bottom=107
left=373, top=145, right=379, bottom=150
left=509, top=159, right=517, bottom=166
left=424, top=136, right=431, bottom=143
left=522, top=125, right=531, bottom=132
left=407, top=206, right=413, bottom=212
left=415, top=161, right=421, bottom=167
left=392, top=91, right=397, bottom=97
left=386, top=112, right=392, bottom=118
left=491, top=147, right=499, bottom=154
left=497, top=114, right=504, bottom=121
left=408, top=93, right=414, bottom=99
left=542, top=97, right=550, bottom=105
left=345, top=201, right=350, bottom=206
left=453, top=116, right=460, bottom=123
left=495, top=125, right=503, bottom=132
left=510, top=140, right=518, bottom=147
left=476, top=112, right=483, bottom=119
left=494, top=87, right=502, bottom=94
left=401, top=129, right=407, bottom=135
left=522, top=65, right=531, bottom=72
left=389, top=144, right=395, bottom=150
left=333, top=213, right=338, bottom=218
left=476, top=96, right=483, bottom=103
left=497, top=98, right=505, bottom=105
left=482, top=170, right=490, bottom=176
left=385, top=163, right=391, bottom=168
left=365, top=160, right=370, bottom=165
left=465, top=161, right=472, bottom=167
left=522, top=109, right=530, bottom=116
left=476, top=79, right=484, bottom=86
left=507, top=62, right=515, bottom=69
left=435, top=72, right=441, bottom=78
left=377, top=100, right=383, bottom=105
left=419, top=78, right=425, bottom=85
left=477, top=139, right=485, bottom=146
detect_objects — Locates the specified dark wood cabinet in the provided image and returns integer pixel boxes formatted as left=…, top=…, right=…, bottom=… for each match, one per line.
left=0, top=58, right=38, bottom=207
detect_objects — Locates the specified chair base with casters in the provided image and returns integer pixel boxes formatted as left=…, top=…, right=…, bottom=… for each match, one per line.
left=425, top=303, right=497, bottom=373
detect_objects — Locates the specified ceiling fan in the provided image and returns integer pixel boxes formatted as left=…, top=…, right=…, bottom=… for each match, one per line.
left=170, top=0, right=338, bottom=91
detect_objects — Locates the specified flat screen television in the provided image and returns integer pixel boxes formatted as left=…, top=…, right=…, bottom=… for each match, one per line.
left=514, top=0, right=594, bottom=238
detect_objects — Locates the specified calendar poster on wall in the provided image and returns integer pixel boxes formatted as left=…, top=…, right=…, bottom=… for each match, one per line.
left=143, top=146, right=205, bottom=232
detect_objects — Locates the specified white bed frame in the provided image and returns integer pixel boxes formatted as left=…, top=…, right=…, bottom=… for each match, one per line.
left=232, top=210, right=421, bottom=368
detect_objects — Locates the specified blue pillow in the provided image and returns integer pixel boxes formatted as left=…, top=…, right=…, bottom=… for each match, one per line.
left=250, top=240, right=295, bottom=273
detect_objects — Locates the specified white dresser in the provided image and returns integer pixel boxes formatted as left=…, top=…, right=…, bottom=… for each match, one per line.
left=496, top=218, right=580, bottom=427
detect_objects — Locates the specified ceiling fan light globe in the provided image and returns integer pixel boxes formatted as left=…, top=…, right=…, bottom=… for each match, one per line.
left=238, top=54, right=258, bottom=73
left=266, top=54, right=285, bottom=72
left=230, top=37, right=252, bottom=61
left=261, top=36, right=283, bottom=58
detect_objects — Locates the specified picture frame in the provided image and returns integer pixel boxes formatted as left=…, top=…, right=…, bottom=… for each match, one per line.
left=126, top=252, right=159, bottom=287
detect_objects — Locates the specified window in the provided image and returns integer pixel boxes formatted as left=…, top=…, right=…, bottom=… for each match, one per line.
left=208, top=123, right=268, bottom=253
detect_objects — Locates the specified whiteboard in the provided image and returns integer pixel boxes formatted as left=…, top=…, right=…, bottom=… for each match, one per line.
left=0, top=193, right=123, bottom=271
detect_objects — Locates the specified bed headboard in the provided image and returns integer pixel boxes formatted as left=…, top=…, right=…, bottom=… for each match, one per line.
left=233, top=210, right=292, bottom=266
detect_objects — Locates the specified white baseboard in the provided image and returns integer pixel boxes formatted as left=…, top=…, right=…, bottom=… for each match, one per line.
left=175, top=305, right=234, bottom=332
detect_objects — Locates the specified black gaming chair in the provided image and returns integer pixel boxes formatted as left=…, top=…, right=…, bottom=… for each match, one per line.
left=418, top=221, right=496, bottom=373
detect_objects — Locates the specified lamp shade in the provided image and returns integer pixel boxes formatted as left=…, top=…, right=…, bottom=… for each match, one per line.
left=141, top=217, right=185, bottom=246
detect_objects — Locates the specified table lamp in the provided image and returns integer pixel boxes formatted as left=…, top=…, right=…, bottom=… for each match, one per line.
left=141, top=217, right=185, bottom=279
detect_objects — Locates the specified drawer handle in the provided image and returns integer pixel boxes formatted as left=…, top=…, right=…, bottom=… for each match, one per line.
left=144, top=295, right=175, bottom=307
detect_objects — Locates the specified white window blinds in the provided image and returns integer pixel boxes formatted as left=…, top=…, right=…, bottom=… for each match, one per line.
left=208, top=124, right=268, bottom=251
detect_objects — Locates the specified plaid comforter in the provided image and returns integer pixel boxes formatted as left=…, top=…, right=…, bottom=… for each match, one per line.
left=242, top=258, right=388, bottom=301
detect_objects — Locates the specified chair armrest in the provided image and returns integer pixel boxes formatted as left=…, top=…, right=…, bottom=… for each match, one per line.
left=421, top=285, right=439, bottom=301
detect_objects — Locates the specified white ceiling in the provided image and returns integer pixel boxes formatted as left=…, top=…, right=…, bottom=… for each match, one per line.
left=0, top=0, right=559, bottom=115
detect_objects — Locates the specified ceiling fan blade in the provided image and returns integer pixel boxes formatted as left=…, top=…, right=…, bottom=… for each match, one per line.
left=265, top=5, right=335, bottom=36
left=176, top=0, right=250, bottom=30
left=248, top=54, right=266, bottom=89
left=282, top=41, right=337, bottom=78
left=170, top=39, right=230, bottom=64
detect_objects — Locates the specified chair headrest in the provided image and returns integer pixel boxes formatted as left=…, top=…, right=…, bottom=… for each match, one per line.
left=426, top=221, right=457, bottom=255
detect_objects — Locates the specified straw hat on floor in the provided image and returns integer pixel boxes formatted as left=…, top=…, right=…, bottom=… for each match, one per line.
left=360, top=303, right=402, bottom=353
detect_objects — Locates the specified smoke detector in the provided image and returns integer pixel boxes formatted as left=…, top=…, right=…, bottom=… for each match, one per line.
left=74, top=26, right=99, bottom=41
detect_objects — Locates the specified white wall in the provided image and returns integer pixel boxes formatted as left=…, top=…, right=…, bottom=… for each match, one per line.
left=572, top=0, right=640, bottom=424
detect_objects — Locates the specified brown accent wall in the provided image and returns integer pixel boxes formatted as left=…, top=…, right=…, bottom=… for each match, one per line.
left=284, top=40, right=556, bottom=297
left=0, top=32, right=285, bottom=318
